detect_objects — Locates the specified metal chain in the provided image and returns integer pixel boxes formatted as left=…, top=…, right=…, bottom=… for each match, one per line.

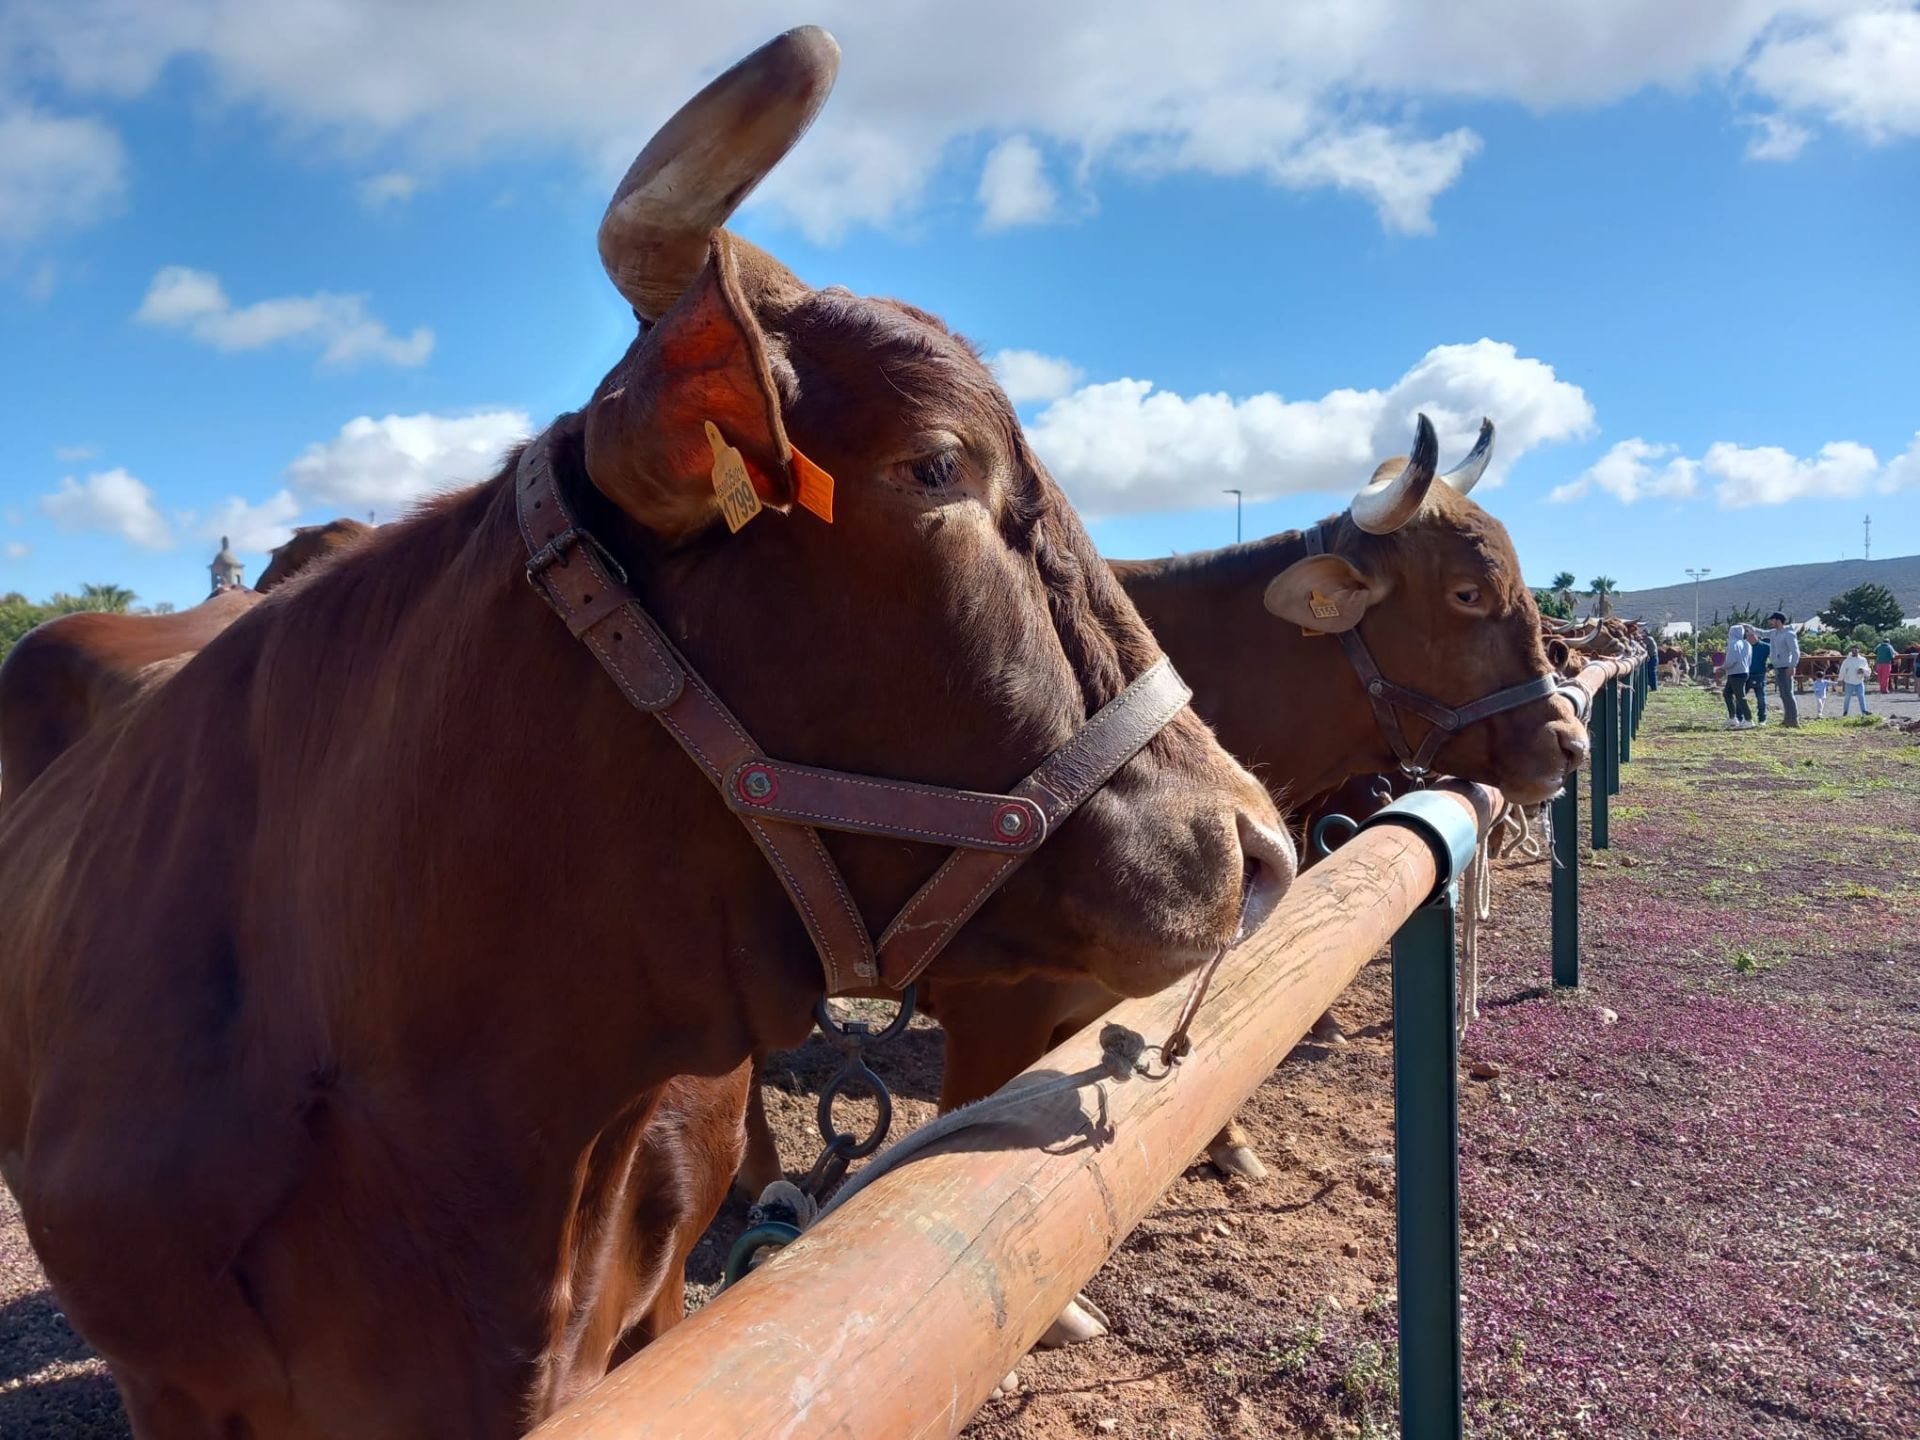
left=795, top=984, right=916, bottom=1205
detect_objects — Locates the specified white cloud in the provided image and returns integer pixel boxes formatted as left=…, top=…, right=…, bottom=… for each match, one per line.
left=977, top=136, right=1060, bottom=230
left=17, top=3, right=1915, bottom=243
left=53, top=443, right=99, bottom=462
left=1742, top=112, right=1813, bottom=160
left=1025, top=338, right=1594, bottom=517
left=201, top=490, right=303, bottom=553
left=358, top=170, right=419, bottom=207
left=1747, top=7, right=1920, bottom=144
left=4, top=541, right=29, bottom=560
left=1705, top=438, right=1880, bottom=506
left=135, top=265, right=433, bottom=367
left=1548, top=438, right=1702, bottom=504
left=988, top=348, right=1086, bottom=405
left=0, top=104, right=126, bottom=246
left=1879, top=430, right=1920, bottom=491
left=40, top=467, right=174, bottom=548
left=284, top=410, right=531, bottom=510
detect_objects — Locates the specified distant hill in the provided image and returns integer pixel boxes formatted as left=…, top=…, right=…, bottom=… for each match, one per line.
left=1585, top=554, right=1920, bottom=627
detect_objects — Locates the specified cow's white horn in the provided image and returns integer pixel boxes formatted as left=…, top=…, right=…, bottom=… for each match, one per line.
left=598, top=27, right=840, bottom=318
left=1349, top=414, right=1440, bottom=535
left=1442, top=417, right=1495, bottom=496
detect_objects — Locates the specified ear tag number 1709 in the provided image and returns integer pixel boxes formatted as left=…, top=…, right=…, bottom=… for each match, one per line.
left=706, top=421, right=763, bottom=534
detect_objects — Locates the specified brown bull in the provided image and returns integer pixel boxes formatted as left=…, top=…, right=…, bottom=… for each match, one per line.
left=0, top=29, right=1288, bottom=1439
left=742, top=422, right=1587, bottom=1226
left=254, top=517, right=373, bottom=592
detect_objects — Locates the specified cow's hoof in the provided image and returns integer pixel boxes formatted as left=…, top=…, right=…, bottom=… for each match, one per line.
left=1036, top=1293, right=1110, bottom=1348
left=992, top=1369, right=1022, bottom=1397
left=1208, top=1137, right=1270, bottom=1182
left=1310, top=1011, right=1347, bottom=1044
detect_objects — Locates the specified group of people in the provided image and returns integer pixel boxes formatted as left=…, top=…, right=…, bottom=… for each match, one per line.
left=1721, top=618, right=1896, bottom=727
left=1720, top=613, right=1802, bottom=729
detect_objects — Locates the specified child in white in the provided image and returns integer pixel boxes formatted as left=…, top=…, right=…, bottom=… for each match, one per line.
left=1838, top=649, right=1872, bottom=715
left=1812, top=673, right=1830, bottom=717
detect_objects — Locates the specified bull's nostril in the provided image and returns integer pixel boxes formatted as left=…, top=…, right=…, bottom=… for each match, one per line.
left=1233, top=813, right=1295, bottom=944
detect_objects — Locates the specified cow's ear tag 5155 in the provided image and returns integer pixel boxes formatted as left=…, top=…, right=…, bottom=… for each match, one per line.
left=790, top=441, right=835, bottom=523
left=1309, top=589, right=1341, bottom=621
left=706, top=421, right=763, bottom=533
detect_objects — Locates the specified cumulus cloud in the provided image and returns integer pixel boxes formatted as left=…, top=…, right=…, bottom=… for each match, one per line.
left=1746, top=6, right=1920, bottom=144
left=0, top=104, right=126, bottom=246
left=1025, top=339, right=1595, bottom=517
left=988, top=348, right=1086, bottom=405
left=40, top=467, right=174, bottom=548
left=135, top=266, right=433, bottom=367
left=1548, top=438, right=1702, bottom=504
left=358, top=170, right=420, bottom=207
left=15, top=2, right=1914, bottom=242
left=1706, top=438, right=1881, bottom=506
left=977, top=136, right=1060, bottom=230
left=284, top=410, right=531, bottom=510
left=201, top=490, right=304, bottom=553
left=1879, top=430, right=1920, bottom=492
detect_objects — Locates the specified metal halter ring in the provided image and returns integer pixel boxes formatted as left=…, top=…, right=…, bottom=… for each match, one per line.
left=1311, top=812, right=1360, bottom=859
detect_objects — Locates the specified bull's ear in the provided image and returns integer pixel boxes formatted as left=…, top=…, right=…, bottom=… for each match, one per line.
left=1263, top=553, right=1382, bottom=634
left=584, top=233, right=794, bottom=540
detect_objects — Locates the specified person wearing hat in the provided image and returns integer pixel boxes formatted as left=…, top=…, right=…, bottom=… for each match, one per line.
left=1765, top=611, right=1801, bottom=727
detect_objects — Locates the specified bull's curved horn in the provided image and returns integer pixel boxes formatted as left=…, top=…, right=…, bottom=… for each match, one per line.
left=1350, top=414, right=1439, bottom=535
left=1442, top=417, right=1494, bottom=495
left=598, top=26, right=841, bottom=319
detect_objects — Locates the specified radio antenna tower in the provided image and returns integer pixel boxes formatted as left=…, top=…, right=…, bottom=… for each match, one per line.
left=1863, top=513, right=1871, bottom=561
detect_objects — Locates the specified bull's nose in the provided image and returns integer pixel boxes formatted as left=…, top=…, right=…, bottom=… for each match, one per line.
left=1234, top=812, right=1295, bottom=943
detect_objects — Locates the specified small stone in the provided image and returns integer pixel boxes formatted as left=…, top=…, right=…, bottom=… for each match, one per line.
left=1469, top=1060, right=1503, bottom=1080
left=992, top=1370, right=1022, bottom=1397
left=1341, top=1240, right=1361, bottom=1257
left=1599, top=1007, right=1619, bottom=1025
left=1214, top=1218, right=1232, bottom=1237
left=1325, top=1294, right=1344, bottom=1310
left=1097, top=1419, right=1120, bottom=1434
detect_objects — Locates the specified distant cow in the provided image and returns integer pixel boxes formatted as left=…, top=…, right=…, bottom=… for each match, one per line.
left=255, top=517, right=373, bottom=592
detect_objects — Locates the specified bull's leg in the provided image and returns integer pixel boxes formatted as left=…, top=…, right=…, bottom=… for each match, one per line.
left=1206, top=1117, right=1269, bottom=1182
left=732, top=1050, right=785, bottom=1201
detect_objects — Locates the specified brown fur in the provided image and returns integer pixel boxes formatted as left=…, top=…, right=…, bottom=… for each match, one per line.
left=255, top=518, right=373, bottom=593
left=0, top=230, right=1282, bottom=1438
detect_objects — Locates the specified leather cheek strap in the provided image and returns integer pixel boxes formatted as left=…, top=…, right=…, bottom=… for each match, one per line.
left=516, top=431, right=1192, bottom=995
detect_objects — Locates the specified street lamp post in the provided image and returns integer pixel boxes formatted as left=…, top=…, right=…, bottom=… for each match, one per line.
left=1684, top=567, right=1711, bottom=678
left=1223, top=488, right=1242, bottom=544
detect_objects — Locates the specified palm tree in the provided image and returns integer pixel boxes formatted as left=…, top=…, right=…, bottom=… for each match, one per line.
left=1588, top=575, right=1618, bottom=618
left=1551, top=571, right=1576, bottom=614
left=78, top=582, right=137, bottom=613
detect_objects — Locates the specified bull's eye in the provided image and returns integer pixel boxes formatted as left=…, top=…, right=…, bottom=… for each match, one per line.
left=1455, top=587, right=1482, bottom=606
left=909, top=449, right=962, bottom=490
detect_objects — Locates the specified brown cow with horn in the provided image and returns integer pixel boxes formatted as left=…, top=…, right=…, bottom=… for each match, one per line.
left=736, top=420, right=1588, bottom=1256
left=0, top=28, right=1292, bottom=1438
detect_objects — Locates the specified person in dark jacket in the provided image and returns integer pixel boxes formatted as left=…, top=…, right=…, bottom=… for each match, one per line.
left=1748, top=628, right=1771, bottom=723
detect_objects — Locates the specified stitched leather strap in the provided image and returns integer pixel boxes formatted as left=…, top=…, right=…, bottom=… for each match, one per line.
left=516, top=431, right=1189, bottom=994
left=1305, top=523, right=1560, bottom=778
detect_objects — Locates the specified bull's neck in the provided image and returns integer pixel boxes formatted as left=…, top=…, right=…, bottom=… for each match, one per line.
left=1117, top=528, right=1391, bottom=807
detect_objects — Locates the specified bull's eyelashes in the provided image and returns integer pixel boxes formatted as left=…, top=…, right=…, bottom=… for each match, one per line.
left=908, top=449, right=962, bottom=491
left=1453, top=585, right=1484, bottom=611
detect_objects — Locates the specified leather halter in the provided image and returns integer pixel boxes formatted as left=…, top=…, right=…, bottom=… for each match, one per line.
left=516, top=430, right=1193, bottom=996
left=1304, top=522, right=1562, bottom=780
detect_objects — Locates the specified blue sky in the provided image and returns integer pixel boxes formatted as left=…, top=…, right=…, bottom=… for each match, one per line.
left=2, top=3, right=1917, bottom=613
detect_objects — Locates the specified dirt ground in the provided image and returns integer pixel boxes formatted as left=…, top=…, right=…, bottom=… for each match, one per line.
left=4, top=683, right=1917, bottom=1437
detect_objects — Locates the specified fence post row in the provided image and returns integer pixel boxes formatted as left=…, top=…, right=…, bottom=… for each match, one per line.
left=1551, top=764, right=1580, bottom=988
left=1590, top=677, right=1611, bottom=848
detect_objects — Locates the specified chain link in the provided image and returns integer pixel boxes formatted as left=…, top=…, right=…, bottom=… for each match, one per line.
left=795, top=984, right=916, bottom=1205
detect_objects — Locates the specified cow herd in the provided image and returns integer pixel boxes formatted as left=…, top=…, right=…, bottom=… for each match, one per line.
left=0, top=27, right=1594, bottom=1440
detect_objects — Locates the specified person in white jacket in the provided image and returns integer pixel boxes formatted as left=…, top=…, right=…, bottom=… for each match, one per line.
left=1838, top=647, right=1872, bottom=716
left=1766, top=612, right=1802, bottom=728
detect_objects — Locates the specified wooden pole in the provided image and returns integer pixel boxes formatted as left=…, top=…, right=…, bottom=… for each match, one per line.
left=528, top=783, right=1500, bottom=1440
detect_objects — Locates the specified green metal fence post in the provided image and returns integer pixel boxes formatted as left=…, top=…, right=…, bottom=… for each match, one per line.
left=1591, top=680, right=1612, bottom=848
left=1392, top=893, right=1462, bottom=1440
left=1619, top=674, right=1633, bottom=766
left=1552, top=767, right=1579, bottom=987
left=1365, top=788, right=1478, bottom=1440
left=1609, top=678, right=1624, bottom=795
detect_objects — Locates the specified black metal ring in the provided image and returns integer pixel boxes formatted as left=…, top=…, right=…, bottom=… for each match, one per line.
left=816, top=1058, right=893, bottom=1160
left=1311, top=811, right=1359, bottom=859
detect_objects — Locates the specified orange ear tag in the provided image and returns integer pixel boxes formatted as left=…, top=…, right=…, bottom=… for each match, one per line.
left=705, top=421, right=763, bottom=534
left=789, top=441, right=836, bottom=523
left=1309, top=589, right=1341, bottom=621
